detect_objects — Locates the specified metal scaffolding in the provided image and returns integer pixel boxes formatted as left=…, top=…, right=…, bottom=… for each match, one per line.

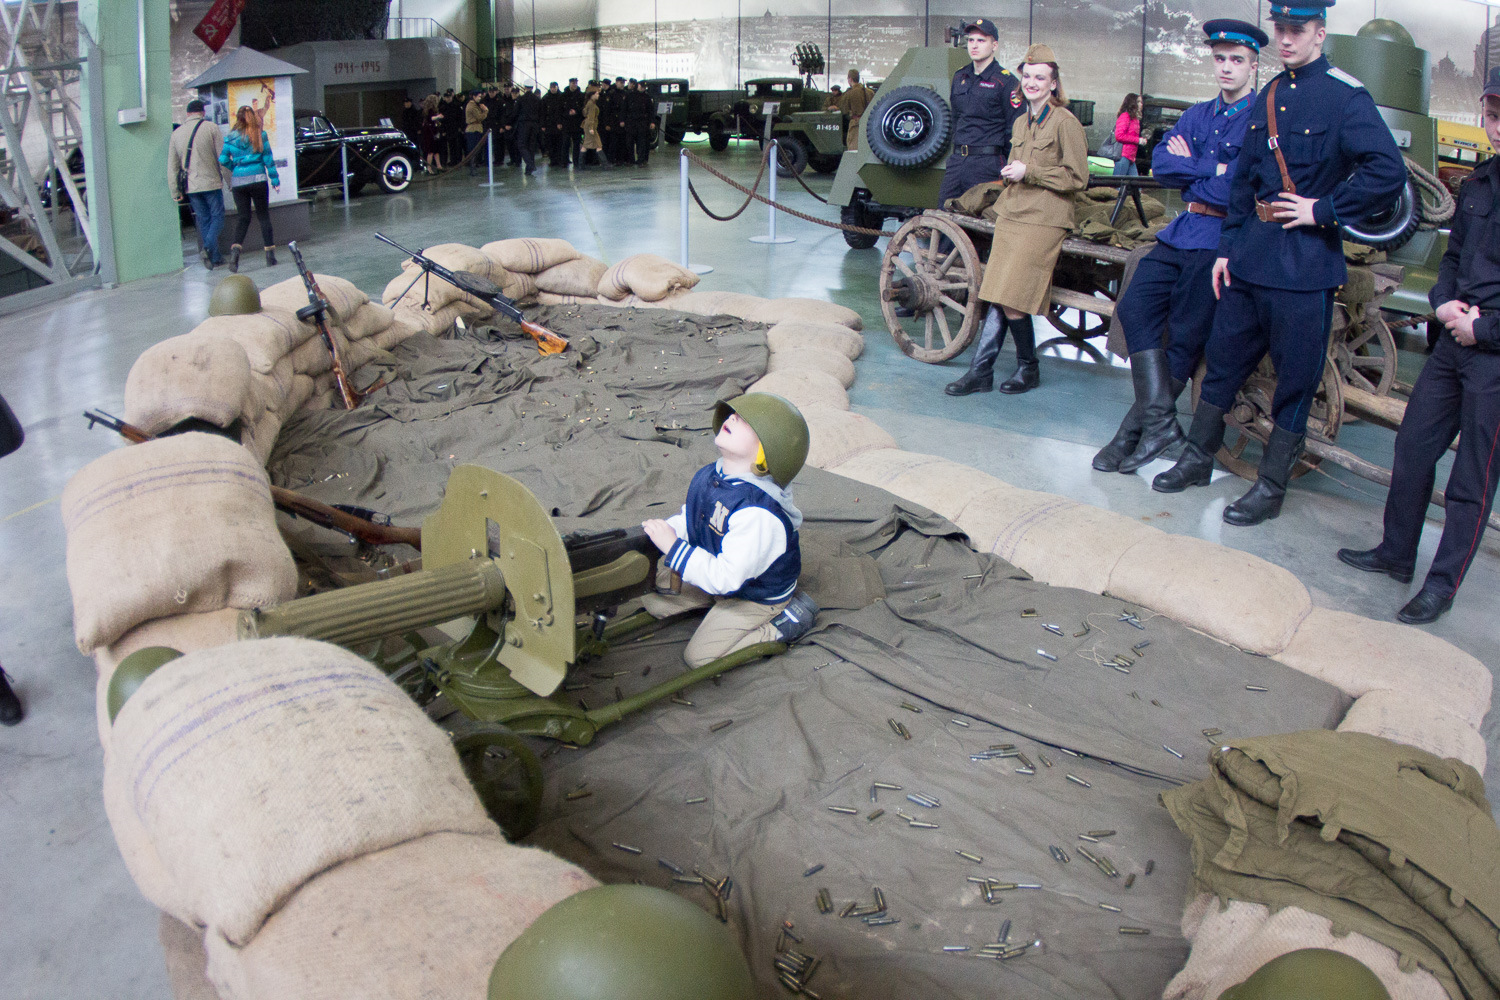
left=0, top=0, right=111, bottom=311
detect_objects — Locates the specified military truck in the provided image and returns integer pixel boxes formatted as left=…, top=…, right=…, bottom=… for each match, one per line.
left=644, top=78, right=692, bottom=145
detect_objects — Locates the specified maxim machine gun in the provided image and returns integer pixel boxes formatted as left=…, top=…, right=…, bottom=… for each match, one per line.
left=112, top=465, right=788, bottom=839
left=375, top=232, right=568, bottom=355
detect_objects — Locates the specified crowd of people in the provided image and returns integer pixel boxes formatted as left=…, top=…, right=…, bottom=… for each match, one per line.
left=401, top=77, right=668, bottom=177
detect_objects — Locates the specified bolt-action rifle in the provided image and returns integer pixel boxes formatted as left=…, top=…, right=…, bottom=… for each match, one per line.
left=375, top=232, right=568, bottom=355
left=83, top=409, right=423, bottom=549
left=287, top=240, right=384, bottom=409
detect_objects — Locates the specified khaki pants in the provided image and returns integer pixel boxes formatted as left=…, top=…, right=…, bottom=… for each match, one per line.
left=640, top=563, right=788, bottom=668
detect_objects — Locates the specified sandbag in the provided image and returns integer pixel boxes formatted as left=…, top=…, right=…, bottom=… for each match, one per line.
left=393, top=300, right=491, bottom=338
left=124, top=333, right=254, bottom=437
left=1275, top=607, right=1491, bottom=728
left=383, top=268, right=488, bottom=314
left=766, top=346, right=856, bottom=388
left=93, top=607, right=242, bottom=681
left=398, top=243, right=492, bottom=280
left=828, top=449, right=1006, bottom=521
left=1337, top=690, right=1488, bottom=772
left=747, top=368, right=848, bottom=411
left=245, top=356, right=295, bottom=419
left=480, top=237, right=580, bottom=274
left=1002, top=503, right=1161, bottom=594
left=744, top=297, right=863, bottom=330
left=954, top=485, right=1076, bottom=556
left=534, top=254, right=608, bottom=297
left=203, top=832, right=597, bottom=1000
left=535, top=291, right=598, bottom=306
left=801, top=403, right=897, bottom=470
left=259, top=274, right=366, bottom=324
left=370, top=316, right=424, bottom=352
left=1165, top=895, right=1447, bottom=1000
left=62, top=433, right=296, bottom=653
left=496, top=269, right=540, bottom=304
left=104, top=638, right=498, bottom=946
left=1106, top=533, right=1312, bottom=655
left=597, top=253, right=701, bottom=302
left=667, top=290, right=768, bottom=318
left=193, top=309, right=316, bottom=377
left=287, top=327, right=348, bottom=378
left=239, top=408, right=284, bottom=465
left=340, top=302, right=395, bottom=342
left=161, top=914, right=223, bottom=1000
left=765, top=320, right=865, bottom=360
left=283, top=373, right=316, bottom=416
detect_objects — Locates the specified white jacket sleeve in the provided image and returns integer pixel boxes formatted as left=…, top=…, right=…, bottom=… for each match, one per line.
left=664, top=506, right=787, bottom=596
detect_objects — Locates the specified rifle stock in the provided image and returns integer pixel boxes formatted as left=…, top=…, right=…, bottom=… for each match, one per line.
left=287, top=241, right=371, bottom=410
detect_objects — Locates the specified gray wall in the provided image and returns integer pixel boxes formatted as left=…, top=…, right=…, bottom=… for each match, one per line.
left=269, top=37, right=462, bottom=113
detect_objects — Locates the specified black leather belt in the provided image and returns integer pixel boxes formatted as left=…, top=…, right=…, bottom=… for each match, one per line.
left=955, top=144, right=1003, bottom=156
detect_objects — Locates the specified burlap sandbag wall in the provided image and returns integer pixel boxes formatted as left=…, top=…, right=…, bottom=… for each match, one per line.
left=68, top=232, right=1491, bottom=1000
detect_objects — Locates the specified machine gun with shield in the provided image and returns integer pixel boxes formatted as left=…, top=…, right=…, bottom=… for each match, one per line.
left=375, top=232, right=568, bottom=355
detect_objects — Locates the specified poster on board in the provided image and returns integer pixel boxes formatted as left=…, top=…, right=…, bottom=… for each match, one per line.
left=203, top=74, right=297, bottom=205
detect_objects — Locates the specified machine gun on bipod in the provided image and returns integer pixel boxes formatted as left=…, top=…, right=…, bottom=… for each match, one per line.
left=375, top=232, right=569, bottom=355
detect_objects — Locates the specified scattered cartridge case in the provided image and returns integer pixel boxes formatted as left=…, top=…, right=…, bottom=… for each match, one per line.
left=962, top=573, right=984, bottom=580
left=990, top=743, right=1017, bottom=751
left=1016, top=752, right=1034, bottom=770
left=1042, top=623, right=1064, bottom=636
left=1078, top=834, right=1100, bottom=843
left=900, top=701, right=923, bottom=713
left=565, top=788, right=593, bottom=801
left=1037, top=649, right=1058, bottom=662
left=865, top=917, right=898, bottom=926
left=1119, top=926, right=1150, bottom=935
left=1099, top=903, right=1122, bottom=913
left=873, top=887, right=886, bottom=911
left=943, top=945, right=970, bottom=953
left=909, top=820, right=940, bottom=829
left=1038, top=752, right=1053, bottom=768
left=839, top=901, right=857, bottom=917
left=1074, top=623, right=1092, bottom=638
left=685, top=796, right=707, bottom=804
left=1066, top=773, right=1092, bottom=788
left=873, top=781, right=903, bottom=791
left=1060, top=747, right=1083, bottom=757
left=612, top=842, right=643, bottom=855
left=1021, top=608, right=1038, bottom=618
left=670, top=695, right=694, bottom=706
left=1145, top=859, right=1155, bottom=875
left=1202, top=728, right=1222, bottom=737
left=1014, top=767, right=1036, bottom=775
left=956, top=850, right=983, bottom=864
left=1015, top=883, right=1042, bottom=890
left=1163, top=744, right=1184, bottom=759
left=867, top=808, right=885, bottom=821
left=1150, top=699, right=1162, bottom=707
left=715, top=896, right=728, bottom=923
left=998, top=918, right=1011, bottom=943
left=1049, top=845, right=1070, bottom=863
left=803, top=863, right=824, bottom=877
left=895, top=809, right=915, bottom=822
left=827, top=805, right=858, bottom=815
left=1245, top=684, right=1269, bottom=692
left=710, top=719, right=733, bottom=732
left=906, top=793, right=940, bottom=808
left=658, top=858, right=684, bottom=874
left=1124, top=873, right=1136, bottom=889
left=816, top=888, right=832, bottom=914
left=951, top=718, right=971, bottom=727
left=1132, top=640, right=1151, bottom=651
left=672, top=875, right=704, bottom=885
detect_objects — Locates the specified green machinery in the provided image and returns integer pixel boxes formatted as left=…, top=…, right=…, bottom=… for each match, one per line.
left=113, top=465, right=787, bottom=839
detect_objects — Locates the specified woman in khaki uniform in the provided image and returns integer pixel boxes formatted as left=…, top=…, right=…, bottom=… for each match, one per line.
left=948, top=44, right=1089, bottom=396
left=581, top=85, right=603, bottom=167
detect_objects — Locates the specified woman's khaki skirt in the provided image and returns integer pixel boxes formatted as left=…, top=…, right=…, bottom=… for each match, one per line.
left=979, top=219, right=1068, bottom=315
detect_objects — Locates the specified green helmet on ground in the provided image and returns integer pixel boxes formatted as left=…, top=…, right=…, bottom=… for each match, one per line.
left=106, top=646, right=183, bottom=723
left=713, top=393, right=809, bottom=488
left=208, top=274, right=262, bottom=316
left=1218, top=949, right=1392, bottom=1000
left=488, top=884, right=757, bottom=1000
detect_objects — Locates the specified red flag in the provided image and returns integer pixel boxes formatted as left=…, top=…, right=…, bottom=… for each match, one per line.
left=193, top=0, right=247, bottom=54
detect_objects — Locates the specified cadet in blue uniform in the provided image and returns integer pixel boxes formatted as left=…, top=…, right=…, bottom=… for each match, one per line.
left=1153, top=0, right=1407, bottom=527
left=1336, top=72, right=1500, bottom=624
left=1092, top=19, right=1264, bottom=474
left=937, top=19, right=1023, bottom=210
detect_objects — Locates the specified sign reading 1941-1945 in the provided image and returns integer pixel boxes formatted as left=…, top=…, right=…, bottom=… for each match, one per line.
left=333, top=60, right=382, bottom=77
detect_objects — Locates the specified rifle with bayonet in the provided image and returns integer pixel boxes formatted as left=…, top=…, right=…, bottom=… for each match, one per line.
left=287, top=240, right=384, bottom=409
left=83, top=409, right=423, bottom=550
left=375, top=232, right=568, bottom=355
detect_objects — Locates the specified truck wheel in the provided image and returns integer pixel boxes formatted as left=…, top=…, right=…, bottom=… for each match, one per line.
left=841, top=203, right=881, bottom=249
left=1342, top=176, right=1420, bottom=252
left=775, top=139, right=809, bottom=177
left=665, top=124, right=687, bottom=144
left=708, top=120, right=731, bottom=152
left=376, top=151, right=415, bottom=193
left=865, top=86, right=952, bottom=169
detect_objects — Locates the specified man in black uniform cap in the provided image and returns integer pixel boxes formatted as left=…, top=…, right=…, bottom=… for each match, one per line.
left=626, top=80, right=657, bottom=166
left=1152, top=0, right=1406, bottom=527
left=564, top=78, right=586, bottom=167
left=939, top=17, right=1026, bottom=396
left=511, top=85, right=540, bottom=175
left=541, top=82, right=567, bottom=167
left=1336, top=71, right=1500, bottom=624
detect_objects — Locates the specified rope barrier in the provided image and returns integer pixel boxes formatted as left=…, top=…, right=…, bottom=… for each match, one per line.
left=685, top=144, right=773, bottom=222
left=682, top=149, right=897, bottom=238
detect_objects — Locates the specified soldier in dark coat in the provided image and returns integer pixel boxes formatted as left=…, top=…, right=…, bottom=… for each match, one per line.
left=563, top=78, right=586, bottom=167
left=625, top=81, right=657, bottom=166
left=541, top=82, right=567, bottom=167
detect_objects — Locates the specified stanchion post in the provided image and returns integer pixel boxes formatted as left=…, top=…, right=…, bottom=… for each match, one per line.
left=480, top=130, right=503, bottom=188
left=679, top=148, right=713, bottom=275
left=341, top=144, right=350, bottom=205
left=749, top=139, right=795, bottom=245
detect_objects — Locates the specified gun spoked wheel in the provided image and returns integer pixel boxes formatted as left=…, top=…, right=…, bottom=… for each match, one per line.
left=1332, top=304, right=1398, bottom=397
left=446, top=716, right=545, bottom=841
left=880, top=213, right=982, bottom=362
left=1190, top=356, right=1344, bottom=481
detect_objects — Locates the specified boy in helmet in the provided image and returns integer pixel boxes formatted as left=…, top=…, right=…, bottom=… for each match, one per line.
left=641, top=393, right=819, bottom=667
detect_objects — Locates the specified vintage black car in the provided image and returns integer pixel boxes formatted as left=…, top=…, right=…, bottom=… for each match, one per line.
left=294, top=110, right=419, bottom=195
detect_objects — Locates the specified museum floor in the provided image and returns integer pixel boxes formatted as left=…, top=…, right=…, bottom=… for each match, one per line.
left=2, top=139, right=1495, bottom=998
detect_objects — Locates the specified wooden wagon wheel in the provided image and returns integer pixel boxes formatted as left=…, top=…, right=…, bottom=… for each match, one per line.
left=1190, top=356, right=1344, bottom=481
left=1044, top=300, right=1111, bottom=342
left=1332, top=304, right=1398, bottom=397
left=880, top=213, right=984, bottom=363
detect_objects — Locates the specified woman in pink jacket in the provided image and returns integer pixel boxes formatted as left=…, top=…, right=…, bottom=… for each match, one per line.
left=1112, top=93, right=1141, bottom=176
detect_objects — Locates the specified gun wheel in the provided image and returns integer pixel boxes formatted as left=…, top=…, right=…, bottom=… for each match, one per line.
left=880, top=214, right=982, bottom=363
left=446, top=718, right=545, bottom=841
left=1333, top=304, right=1398, bottom=397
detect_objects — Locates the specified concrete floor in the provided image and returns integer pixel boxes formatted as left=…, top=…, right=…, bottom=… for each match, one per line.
left=1, top=140, right=1495, bottom=998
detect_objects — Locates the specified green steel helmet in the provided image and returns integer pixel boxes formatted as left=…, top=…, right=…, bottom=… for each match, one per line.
left=488, top=884, right=756, bottom=1000
left=1218, top=949, right=1392, bottom=1000
left=105, top=646, right=183, bottom=723
left=1356, top=18, right=1416, bottom=47
left=712, top=392, right=809, bottom=488
left=208, top=274, right=262, bottom=317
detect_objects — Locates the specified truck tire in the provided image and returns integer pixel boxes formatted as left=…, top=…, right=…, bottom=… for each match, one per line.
left=775, top=139, right=809, bottom=177
left=376, top=151, right=415, bottom=193
left=665, top=124, right=687, bottom=144
left=841, top=203, right=881, bottom=249
left=1342, top=176, right=1420, bottom=252
left=708, top=119, right=731, bottom=152
left=811, top=153, right=842, bottom=174
left=865, top=86, right=952, bottom=169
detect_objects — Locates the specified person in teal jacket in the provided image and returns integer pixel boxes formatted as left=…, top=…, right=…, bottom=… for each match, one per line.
left=219, top=105, right=281, bottom=272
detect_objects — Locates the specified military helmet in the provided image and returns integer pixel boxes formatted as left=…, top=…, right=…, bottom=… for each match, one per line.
left=106, top=646, right=183, bottom=723
left=712, top=393, right=809, bottom=488
left=208, top=274, right=261, bottom=316
left=1218, top=949, right=1392, bottom=1000
left=488, top=884, right=757, bottom=1000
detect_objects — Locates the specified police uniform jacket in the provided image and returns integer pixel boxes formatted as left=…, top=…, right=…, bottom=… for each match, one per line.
left=1431, top=155, right=1500, bottom=350
left=1219, top=55, right=1407, bottom=291
left=950, top=60, right=1023, bottom=153
left=1149, top=92, right=1253, bottom=251
left=993, top=102, right=1090, bottom=229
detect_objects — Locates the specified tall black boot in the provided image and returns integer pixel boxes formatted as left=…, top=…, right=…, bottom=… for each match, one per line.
left=998, top=314, right=1039, bottom=394
left=1152, top=400, right=1226, bottom=493
left=1092, top=400, right=1143, bottom=472
left=944, top=308, right=1007, bottom=396
left=1223, top=425, right=1303, bottom=526
left=1117, top=350, right=1186, bottom=473
left=0, top=665, right=22, bottom=725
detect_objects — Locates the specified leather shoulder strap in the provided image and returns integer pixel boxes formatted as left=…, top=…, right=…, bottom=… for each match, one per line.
left=1264, top=79, right=1295, bottom=195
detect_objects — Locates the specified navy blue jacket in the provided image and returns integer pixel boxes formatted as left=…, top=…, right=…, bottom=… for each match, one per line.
left=1431, top=156, right=1500, bottom=352
left=949, top=60, right=1024, bottom=152
left=1218, top=55, right=1407, bottom=291
left=1150, top=92, right=1253, bottom=251
left=666, top=464, right=801, bottom=603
